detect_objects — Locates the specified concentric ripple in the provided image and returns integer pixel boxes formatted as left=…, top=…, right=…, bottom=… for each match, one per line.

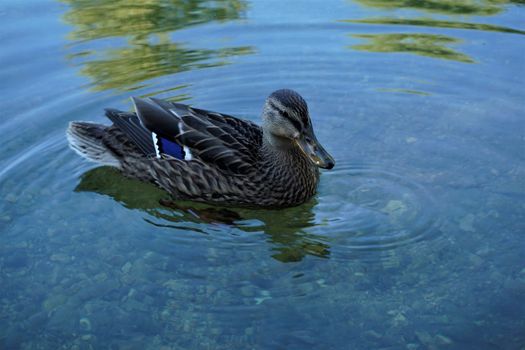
left=313, top=161, right=441, bottom=260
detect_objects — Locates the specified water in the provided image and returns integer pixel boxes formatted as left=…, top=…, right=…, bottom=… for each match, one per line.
left=1, top=0, right=524, bottom=348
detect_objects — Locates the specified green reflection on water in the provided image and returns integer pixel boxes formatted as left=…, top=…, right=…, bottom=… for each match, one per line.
left=377, top=88, right=430, bottom=95
left=77, top=39, right=254, bottom=91
left=351, top=33, right=474, bottom=63
left=346, top=0, right=525, bottom=64
left=61, top=0, right=253, bottom=92
left=61, top=0, right=247, bottom=40
left=76, top=167, right=330, bottom=263
left=343, top=18, right=525, bottom=35
left=353, top=0, right=523, bottom=16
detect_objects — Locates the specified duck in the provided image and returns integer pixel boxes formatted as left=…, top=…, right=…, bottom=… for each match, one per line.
left=67, top=89, right=335, bottom=208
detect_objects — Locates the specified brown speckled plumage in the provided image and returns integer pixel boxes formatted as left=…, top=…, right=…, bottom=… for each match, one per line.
left=67, top=89, right=334, bottom=208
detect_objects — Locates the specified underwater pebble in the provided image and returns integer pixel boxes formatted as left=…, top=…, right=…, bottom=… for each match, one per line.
left=163, top=280, right=180, bottom=291
left=76, top=280, right=119, bottom=301
left=126, top=288, right=137, bottom=299
left=143, top=251, right=155, bottom=259
left=0, top=215, right=11, bottom=222
left=503, top=277, right=525, bottom=296
left=435, top=334, right=453, bottom=345
left=207, top=248, right=219, bottom=258
left=240, top=285, right=256, bottom=297
left=48, top=304, right=79, bottom=332
left=81, top=334, right=93, bottom=341
left=382, top=200, right=407, bottom=221
left=93, top=272, right=108, bottom=282
left=388, top=310, right=407, bottom=326
left=206, top=285, right=216, bottom=296
left=144, top=294, right=155, bottom=305
left=120, top=274, right=136, bottom=285
left=14, top=241, right=29, bottom=248
left=23, top=311, right=49, bottom=331
left=123, top=299, right=148, bottom=312
left=365, top=330, right=382, bottom=339
left=50, top=253, right=70, bottom=263
left=475, top=246, right=491, bottom=256
left=46, top=228, right=57, bottom=237
left=43, top=294, right=67, bottom=311
left=79, top=317, right=92, bottom=331
left=468, top=254, right=483, bottom=268
left=254, top=290, right=271, bottom=305
left=5, top=193, right=18, bottom=203
left=160, top=309, right=170, bottom=320
left=121, top=262, right=132, bottom=274
left=415, top=331, right=433, bottom=346
left=459, top=214, right=476, bottom=232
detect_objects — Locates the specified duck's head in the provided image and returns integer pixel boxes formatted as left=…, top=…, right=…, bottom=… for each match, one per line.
left=262, top=89, right=335, bottom=170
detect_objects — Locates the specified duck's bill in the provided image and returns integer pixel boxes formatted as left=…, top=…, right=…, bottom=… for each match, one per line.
left=296, top=135, right=335, bottom=169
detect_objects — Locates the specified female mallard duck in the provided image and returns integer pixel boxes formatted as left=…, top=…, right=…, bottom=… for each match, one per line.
left=67, top=89, right=335, bottom=207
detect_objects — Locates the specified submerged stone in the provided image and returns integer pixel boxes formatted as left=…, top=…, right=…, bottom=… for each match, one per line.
left=43, top=294, right=68, bottom=311
left=6, top=193, right=18, bottom=203
left=415, top=330, right=433, bottom=346
left=382, top=200, right=408, bottom=223
left=79, top=317, right=92, bottom=331
left=435, top=334, right=453, bottom=345
left=121, top=261, right=133, bottom=274
left=240, top=285, right=256, bottom=297
left=50, top=253, right=70, bottom=263
left=163, top=279, right=180, bottom=291
left=459, top=214, right=476, bottom=232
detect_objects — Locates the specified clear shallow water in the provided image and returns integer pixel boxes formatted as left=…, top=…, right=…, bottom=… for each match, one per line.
left=1, top=0, right=524, bottom=348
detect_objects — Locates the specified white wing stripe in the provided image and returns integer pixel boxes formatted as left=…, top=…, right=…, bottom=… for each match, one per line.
left=151, top=132, right=161, bottom=159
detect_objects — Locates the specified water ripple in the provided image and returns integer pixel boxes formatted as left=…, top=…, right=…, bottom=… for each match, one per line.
left=314, top=161, right=441, bottom=261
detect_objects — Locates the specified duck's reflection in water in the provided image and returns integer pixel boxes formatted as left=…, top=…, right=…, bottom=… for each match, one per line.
left=75, top=166, right=330, bottom=262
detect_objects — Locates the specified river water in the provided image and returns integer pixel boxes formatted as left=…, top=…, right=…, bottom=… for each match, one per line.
left=1, top=0, right=524, bottom=348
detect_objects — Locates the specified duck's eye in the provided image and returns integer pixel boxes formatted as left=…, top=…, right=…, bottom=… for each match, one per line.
left=282, top=111, right=302, bottom=131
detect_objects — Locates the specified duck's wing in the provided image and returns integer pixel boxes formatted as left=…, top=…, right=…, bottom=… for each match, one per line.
left=105, top=109, right=157, bottom=157
left=109, top=97, right=263, bottom=174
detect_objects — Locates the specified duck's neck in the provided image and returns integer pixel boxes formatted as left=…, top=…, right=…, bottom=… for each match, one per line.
left=261, top=133, right=319, bottom=189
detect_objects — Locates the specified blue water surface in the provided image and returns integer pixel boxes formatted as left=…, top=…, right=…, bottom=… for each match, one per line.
left=1, top=0, right=524, bottom=349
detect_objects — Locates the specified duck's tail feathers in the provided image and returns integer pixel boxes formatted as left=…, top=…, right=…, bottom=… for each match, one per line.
left=67, top=121, right=121, bottom=168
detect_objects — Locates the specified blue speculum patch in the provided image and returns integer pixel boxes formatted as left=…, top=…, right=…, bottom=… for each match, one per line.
left=160, top=137, right=184, bottom=159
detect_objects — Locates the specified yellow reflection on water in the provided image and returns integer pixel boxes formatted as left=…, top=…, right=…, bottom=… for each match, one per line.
left=61, top=0, right=253, bottom=92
